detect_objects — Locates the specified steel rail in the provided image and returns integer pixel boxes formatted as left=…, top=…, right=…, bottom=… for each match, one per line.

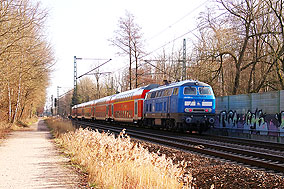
left=72, top=120, right=284, bottom=173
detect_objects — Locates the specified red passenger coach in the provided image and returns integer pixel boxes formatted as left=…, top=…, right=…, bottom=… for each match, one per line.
left=71, top=105, right=77, bottom=119
left=76, top=103, right=84, bottom=119
left=111, top=84, right=159, bottom=123
left=94, top=96, right=113, bottom=121
left=83, top=101, right=95, bottom=120
left=71, top=84, right=159, bottom=124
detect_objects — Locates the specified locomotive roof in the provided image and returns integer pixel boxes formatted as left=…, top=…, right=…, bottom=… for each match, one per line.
left=112, top=84, right=159, bottom=100
left=148, top=80, right=210, bottom=92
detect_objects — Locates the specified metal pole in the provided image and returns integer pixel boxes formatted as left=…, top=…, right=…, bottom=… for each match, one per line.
left=73, top=56, right=111, bottom=105
left=57, top=86, right=60, bottom=115
left=182, top=39, right=186, bottom=80
left=74, top=56, right=78, bottom=105
left=51, top=95, right=53, bottom=116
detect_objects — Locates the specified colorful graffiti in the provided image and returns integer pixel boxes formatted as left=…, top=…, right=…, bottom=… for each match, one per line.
left=216, top=109, right=284, bottom=136
left=276, top=111, right=284, bottom=136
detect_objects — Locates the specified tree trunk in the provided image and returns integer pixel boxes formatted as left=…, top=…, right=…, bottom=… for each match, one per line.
left=129, top=35, right=132, bottom=90
left=7, top=81, right=12, bottom=123
left=12, top=72, right=22, bottom=123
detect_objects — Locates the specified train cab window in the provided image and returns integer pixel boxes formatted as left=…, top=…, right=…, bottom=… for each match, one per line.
left=172, top=88, right=179, bottom=96
left=184, top=87, right=197, bottom=95
left=199, top=87, right=212, bottom=95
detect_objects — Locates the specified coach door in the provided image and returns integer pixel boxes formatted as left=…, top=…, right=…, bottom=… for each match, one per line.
left=106, top=105, right=109, bottom=119
left=111, top=104, right=114, bottom=120
left=134, top=100, right=138, bottom=120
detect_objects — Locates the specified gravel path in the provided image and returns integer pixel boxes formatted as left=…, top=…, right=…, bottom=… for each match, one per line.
left=0, top=119, right=81, bottom=189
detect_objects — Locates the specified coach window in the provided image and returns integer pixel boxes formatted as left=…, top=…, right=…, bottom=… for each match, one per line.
left=172, top=88, right=179, bottom=95
left=184, top=87, right=197, bottom=95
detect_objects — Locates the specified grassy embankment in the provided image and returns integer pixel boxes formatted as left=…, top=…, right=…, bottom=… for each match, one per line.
left=46, top=117, right=192, bottom=188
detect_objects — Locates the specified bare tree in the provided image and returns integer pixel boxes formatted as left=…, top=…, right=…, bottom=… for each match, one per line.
left=0, top=0, right=54, bottom=123
left=110, top=11, right=144, bottom=89
left=76, top=77, right=96, bottom=104
left=191, top=0, right=284, bottom=95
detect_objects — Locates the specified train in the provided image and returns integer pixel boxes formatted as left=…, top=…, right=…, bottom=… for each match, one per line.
left=70, top=80, right=216, bottom=133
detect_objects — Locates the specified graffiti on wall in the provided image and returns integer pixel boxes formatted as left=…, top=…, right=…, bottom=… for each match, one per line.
left=216, top=109, right=284, bottom=136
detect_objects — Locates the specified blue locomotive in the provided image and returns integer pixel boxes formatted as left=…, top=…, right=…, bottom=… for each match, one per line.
left=143, top=80, right=215, bottom=133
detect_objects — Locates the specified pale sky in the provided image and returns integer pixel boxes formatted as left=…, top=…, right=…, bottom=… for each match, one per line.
left=39, top=0, right=211, bottom=102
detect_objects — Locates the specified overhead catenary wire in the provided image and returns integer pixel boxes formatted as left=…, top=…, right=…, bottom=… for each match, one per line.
left=110, top=5, right=226, bottom=79
left=147, top=0, right=209, bottom=41
left=110, top=1, right=210, bottom=76
left=142, top=11, right=227, bottom=59
left=77, top=59, right=112, bottom=79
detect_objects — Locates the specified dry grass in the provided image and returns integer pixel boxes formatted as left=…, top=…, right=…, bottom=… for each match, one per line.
left=45, top=117, right=76, bottom=138
left=60, top=128, right=191, bottom=188
left=46, top=118, right=192, bottom=188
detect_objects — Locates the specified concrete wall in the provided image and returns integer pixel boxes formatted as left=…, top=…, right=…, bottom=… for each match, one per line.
left=216, top=90, right=283, bottom=114
left=214, top=90, right=284, bottom=138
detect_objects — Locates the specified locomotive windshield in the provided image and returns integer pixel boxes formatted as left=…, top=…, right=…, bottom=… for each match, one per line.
left=199, top=86, right=212, bottom=95
left=184, top=86, right=197, bottom=95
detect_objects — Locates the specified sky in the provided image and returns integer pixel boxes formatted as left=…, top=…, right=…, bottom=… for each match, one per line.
left=38, top=0, right=212, bottom=104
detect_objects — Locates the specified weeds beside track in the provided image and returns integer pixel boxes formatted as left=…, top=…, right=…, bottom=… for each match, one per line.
left=46, top=117, right=191, bottom=188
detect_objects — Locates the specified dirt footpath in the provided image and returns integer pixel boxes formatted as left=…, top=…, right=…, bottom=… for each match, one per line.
left=0, top=119, right=81, bottom=188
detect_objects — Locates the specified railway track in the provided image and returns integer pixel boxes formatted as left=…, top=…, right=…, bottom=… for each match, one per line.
left=72, top=120, right=284, bottom=174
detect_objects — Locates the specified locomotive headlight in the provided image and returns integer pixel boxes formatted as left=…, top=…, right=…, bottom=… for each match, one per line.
left=205, top=108, right=212, bottom=112
left=185, top=108, right=193, bottom=112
